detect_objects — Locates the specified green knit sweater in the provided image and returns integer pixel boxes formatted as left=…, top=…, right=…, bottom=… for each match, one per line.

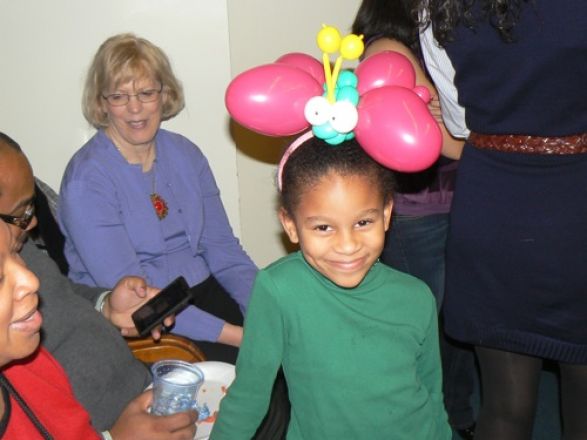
left=211, top=252, right=451, bottom=439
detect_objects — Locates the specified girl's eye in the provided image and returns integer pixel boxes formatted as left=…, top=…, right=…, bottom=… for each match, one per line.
left=314, top=224, right=331, bottom=232
left=357, top=219, right=373, bottom=227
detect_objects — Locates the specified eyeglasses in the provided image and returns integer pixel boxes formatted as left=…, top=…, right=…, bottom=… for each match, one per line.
left=0, top=203, right=35, bottom=230
left=102, top=84, right=163, bottom=106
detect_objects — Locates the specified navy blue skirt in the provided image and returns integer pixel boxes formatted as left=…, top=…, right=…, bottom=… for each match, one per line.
left=443, top=145, right=587, bottom=363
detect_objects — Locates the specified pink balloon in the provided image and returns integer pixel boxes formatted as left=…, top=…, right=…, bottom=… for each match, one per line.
left=225, top=63, right=323, bottom=136
left=412, top=85, right=432, bottom=103
left=275, top=52, right=325, bottom=85
left=355, top=51, right=416, bottom=95
left=355, top=86, right=442, bottom=172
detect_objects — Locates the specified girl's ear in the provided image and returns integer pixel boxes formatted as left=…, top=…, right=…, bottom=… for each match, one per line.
left=383, top=199, right=393, bottom=232
left=278, top=207, right=300, bottom=244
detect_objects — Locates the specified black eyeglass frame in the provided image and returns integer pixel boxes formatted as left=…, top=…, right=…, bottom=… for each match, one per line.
left=101, top=84, right=164, bottom=106
left=0, top=203, right=35, bottom=230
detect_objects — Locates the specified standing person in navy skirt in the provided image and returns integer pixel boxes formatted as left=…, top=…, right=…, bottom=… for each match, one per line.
left=351, top=1, right=475, bottom=438
left=416, top=1, right=587, bottom=439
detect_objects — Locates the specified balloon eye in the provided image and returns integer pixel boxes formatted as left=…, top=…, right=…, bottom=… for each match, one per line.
left=329, top=101, right=358, bottom=133
left=304, top=96, right=331, bottom=126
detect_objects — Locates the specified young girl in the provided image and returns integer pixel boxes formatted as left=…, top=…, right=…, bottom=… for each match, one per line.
left=211, top=136, right=451, bottom=439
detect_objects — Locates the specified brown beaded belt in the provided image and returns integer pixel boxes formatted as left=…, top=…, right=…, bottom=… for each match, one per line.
left=468, top=132, right=587, bottom=155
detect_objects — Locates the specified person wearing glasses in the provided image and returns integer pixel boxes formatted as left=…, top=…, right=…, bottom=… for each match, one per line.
left=0, top=216, right=101, bottom=439
left=0, top=202, right=34, bottom=230
left=58, top=33, right=257, bottom=363
left=0, top=133, right=198, bottom=439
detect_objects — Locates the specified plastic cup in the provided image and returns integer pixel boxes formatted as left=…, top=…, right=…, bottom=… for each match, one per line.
left=151, top=360, right=205, bottom=416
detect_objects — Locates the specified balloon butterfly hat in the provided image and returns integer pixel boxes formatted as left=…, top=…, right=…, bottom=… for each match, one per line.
left=225, top=25, right=442, bottom=190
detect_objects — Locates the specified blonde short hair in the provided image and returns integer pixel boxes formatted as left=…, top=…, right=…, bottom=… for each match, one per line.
left=82, top=33, right=184, bottom=128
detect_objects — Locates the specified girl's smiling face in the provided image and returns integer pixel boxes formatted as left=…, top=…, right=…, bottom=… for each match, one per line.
left=280, top=171, right=393, bottom=288
left=0, top=223, right=42, bottom=367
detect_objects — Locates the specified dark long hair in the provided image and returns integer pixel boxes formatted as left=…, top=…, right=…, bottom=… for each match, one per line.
left=420, top=0, right=531, bottom=44
left=352, top=0, right=444, bottom=194
left=352, top=0, right=420, bottom=55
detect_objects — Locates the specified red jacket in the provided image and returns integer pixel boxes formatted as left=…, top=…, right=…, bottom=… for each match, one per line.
left=1, top=347, right=99, bottom=439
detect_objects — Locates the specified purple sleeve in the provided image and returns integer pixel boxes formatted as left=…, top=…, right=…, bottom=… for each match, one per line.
left=59, top=171, right=147, bottom=288
left=196, top=157, right=257, bottom=314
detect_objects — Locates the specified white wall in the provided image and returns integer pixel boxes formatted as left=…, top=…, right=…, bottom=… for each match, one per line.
left=0, top=0, right=240, bottom=231
left=0, top=0, right=362, bottom=266
left=227, top=0, right=361, bottom=267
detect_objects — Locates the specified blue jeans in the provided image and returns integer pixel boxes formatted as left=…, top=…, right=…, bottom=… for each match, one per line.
left=381, top=214, right=449, bottom=310
left=381, top=213, right=476, bottom=429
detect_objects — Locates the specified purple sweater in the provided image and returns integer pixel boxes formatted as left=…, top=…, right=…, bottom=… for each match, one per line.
left=393, top=158, right=457, bottom=216
left=58, top=129, right=257, bottom=342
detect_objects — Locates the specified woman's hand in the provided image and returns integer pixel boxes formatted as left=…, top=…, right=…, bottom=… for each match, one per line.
left=218, top=323, right=243, bottom=347
left=109, top=390, right=198, bottom=440
left=428, top=94, right=443, bottom=122
left=102, top=277, right=174, bottom=340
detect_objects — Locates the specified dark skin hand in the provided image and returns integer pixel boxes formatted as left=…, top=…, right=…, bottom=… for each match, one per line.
left=109, top=390, right=198, bottom=440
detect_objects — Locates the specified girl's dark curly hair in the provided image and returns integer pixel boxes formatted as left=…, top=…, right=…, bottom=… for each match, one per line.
left=280, top=137, right=396, bottom=216
left=418, top=0, right=531, bottom=45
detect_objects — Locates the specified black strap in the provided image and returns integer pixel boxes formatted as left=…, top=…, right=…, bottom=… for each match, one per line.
left=0, top=373, right=54, bottom=439
left=0, top=382, right=11, bottom=437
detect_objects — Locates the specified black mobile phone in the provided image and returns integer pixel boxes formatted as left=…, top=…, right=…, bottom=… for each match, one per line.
left=131, top=276, right=191, bottom=337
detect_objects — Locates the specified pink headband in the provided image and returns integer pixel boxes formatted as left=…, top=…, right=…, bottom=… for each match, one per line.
left=277, top=131, right=314, bottom=191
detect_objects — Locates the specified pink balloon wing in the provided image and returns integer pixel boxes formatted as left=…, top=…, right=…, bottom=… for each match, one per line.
left=355, top=86, right=442, bottom=172
left=225, top=64, right=323, bottom=136
left=355, top=51, right=416, bottom=95
left=275, top=52, right=326, bottom=84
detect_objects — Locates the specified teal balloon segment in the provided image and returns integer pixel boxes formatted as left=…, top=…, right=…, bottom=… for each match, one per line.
left=337, top=70, right=358, bottom=88
left=336, top=86, right=359, bottom=105
left=312, top=123, right=354, bottom=145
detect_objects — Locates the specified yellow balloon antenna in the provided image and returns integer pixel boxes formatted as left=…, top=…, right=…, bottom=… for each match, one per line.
left=316, top=24, right=364, bottom=103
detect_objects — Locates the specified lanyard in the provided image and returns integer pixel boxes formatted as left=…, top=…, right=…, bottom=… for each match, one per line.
left=0, top=373, right=53, bottom=440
